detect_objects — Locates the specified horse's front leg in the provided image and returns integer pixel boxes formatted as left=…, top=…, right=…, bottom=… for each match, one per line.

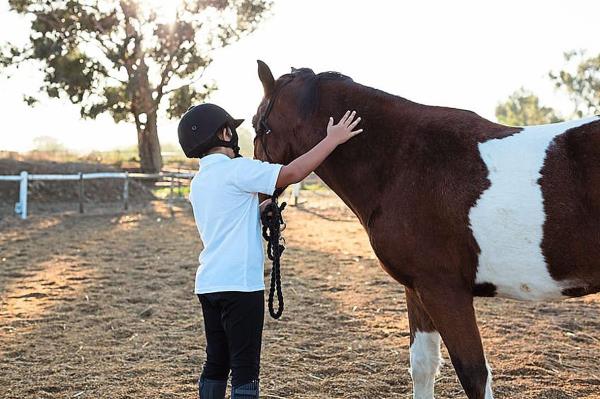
left=417, top=282, right=493, bottom=399
left=406, top=287, right=442, bottom=399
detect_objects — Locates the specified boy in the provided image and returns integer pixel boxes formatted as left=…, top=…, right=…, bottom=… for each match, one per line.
left=178, top=103, right=362, bottom=398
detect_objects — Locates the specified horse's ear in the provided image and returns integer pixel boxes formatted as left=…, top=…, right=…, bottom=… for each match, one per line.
left=291, top=67, right=298, bottom=73
left=257, top=60, right=275, bottom=96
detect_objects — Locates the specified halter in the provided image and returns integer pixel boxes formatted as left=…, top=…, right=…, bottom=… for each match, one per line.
left=255, top=77, right=294, bottom=165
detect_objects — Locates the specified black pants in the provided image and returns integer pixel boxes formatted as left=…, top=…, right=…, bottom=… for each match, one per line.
left=198, top=290, right=264, bottom=387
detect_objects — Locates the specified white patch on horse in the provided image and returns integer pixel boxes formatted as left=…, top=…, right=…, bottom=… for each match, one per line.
left=485, top=361, right=494, bottom=399
left=470, top=116, right=600, bottom=300
left=409, top=331, right=442, bottom=399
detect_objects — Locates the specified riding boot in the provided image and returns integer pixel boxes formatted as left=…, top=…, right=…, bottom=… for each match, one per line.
left=199, top=377, right=227, bottom=399
left=231, top=380, right=259, bottom=398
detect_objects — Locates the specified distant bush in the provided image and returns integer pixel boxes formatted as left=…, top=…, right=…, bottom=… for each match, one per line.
left=33, top=136, right=68, bottom=153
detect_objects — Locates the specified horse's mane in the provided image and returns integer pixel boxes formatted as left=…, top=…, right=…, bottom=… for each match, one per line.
left=280, top=67, right=419, bottom=120
left=277, top=68, right=354, bottom=117
left=280, top=67, right=495, bottom=137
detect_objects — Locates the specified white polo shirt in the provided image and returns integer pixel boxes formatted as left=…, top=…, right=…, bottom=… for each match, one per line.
left=189, top=153, right=283, bottom=294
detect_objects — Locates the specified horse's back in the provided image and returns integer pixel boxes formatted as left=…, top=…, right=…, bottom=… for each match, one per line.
left=470, top=116, right=600, bottom=300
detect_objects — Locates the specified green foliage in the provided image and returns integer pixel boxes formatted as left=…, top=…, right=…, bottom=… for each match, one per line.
left=23, top=95, right=39, bottom=106
left=153, top=185, right=191, bottom=199
left=2, top=0, right=272, bottom=172
left=2, top=0, right=272, bottom=121
left=550, top=50, right=600, bottom=117
left=166, top=83, right=216, bottom=119
left=237, top=126, right=255, bottom=157
left=495, top=88, right=563, bottom=126
left=32, top=136, right=68, bottom=152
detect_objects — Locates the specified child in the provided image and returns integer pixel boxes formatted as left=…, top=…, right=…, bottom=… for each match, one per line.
left=178, top=103, right=362, bottom=398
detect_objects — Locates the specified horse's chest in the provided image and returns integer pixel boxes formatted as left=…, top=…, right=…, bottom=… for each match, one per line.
left=468, top=118, right=598, bottom=300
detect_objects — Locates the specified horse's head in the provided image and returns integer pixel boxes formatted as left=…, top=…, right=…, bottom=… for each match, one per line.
left=252, top=60, right=317, bottom=164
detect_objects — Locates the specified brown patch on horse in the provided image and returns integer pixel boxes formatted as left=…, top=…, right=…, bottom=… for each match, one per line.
left=406, top=287, right=436, bottom=335
left=472, top=282, right=497, bottom=297
left=562, top=285, right=600, bottom=297
left=540, top=119, right=600, bottom=296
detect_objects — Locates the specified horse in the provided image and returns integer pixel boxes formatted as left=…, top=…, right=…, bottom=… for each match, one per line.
left=251, top=60, right=600, bottom=399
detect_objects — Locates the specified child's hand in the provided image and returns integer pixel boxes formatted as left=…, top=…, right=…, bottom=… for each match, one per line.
left=326, top=110, right=363, bottom=145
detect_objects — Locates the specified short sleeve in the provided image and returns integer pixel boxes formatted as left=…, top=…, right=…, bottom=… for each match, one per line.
left=232, top=158, right=283, bottom=195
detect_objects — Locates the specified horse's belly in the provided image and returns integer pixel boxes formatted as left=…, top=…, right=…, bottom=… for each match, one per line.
left=469, top=117, right=599, bottom=301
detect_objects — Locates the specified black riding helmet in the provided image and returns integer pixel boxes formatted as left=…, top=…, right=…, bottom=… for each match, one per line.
left=178, top=103, right=244, bottom=158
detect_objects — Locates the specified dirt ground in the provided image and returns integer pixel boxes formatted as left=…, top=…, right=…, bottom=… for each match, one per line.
left=1, top=191, right=599, bottom=398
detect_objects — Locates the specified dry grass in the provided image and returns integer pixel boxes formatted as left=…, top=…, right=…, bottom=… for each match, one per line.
left=0, top=192, right=599, bottom=398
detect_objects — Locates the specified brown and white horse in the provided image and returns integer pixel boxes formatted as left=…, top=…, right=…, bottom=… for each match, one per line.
left=252, top=60, right=600, bottom=399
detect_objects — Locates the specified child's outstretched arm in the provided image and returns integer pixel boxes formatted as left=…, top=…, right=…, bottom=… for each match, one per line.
left=276, top=110, right=362, bottom=188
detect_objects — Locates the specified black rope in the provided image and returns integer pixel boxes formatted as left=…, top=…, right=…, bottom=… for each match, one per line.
left=256, top=78, right=294, bottom=319
left=261, top=194, right=287, bottom=319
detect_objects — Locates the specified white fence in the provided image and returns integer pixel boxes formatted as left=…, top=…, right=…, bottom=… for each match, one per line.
left=0, top=171, right=304, bottom=220
left=0, top=171, right=195, bottom=220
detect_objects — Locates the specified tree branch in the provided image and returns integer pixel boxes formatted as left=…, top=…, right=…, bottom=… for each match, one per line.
left=162, top=67, right=209, bottom=97
left=154, top=49, right=177, bottom=104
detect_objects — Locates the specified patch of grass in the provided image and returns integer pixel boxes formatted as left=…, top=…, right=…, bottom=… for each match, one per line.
left=153, top=185, right=190, bottom=199
left=302, top=182, right=327, bottom=191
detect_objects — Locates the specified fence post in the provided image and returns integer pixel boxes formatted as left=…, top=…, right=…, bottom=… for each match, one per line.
left=291, top=182, right=301, bottom=206
left=17, top=171, right=28, bottom=220
left=177, top=166, right=182, bottom=198
left=168, top=174, right=174, bottom=211
left=78, top=172, right=84, bottom=214
left=123, top=171, right=129, bottom=211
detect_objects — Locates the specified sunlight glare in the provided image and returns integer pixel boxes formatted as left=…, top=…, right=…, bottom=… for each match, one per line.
left=143, top=0, right=181, bottom=23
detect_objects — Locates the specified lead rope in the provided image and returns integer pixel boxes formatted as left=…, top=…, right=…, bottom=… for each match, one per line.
left=261, top=195, right=286, bottom=319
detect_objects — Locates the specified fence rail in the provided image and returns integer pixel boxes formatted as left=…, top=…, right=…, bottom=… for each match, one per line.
left=0, top=171, right=195, bottom=220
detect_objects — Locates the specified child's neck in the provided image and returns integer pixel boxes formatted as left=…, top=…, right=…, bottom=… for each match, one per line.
left=207, top=147, right=235, bottom=158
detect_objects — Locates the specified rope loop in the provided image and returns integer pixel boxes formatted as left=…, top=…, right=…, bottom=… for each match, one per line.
left=261, top=196, right=286, bottom=319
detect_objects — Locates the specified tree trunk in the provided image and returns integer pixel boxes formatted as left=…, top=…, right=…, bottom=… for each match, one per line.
left=130, top=56, right=162, bottom=174
left=137, top=111, right=162, bottom=173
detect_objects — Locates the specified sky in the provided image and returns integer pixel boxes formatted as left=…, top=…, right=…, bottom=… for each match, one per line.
left=1, top=0, right=600, bottom=153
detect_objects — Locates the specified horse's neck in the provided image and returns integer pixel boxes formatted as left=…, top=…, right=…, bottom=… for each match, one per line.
left=298, top=92, right=417, bottom=224
left=313, top=155, right=382, bottom=228
left=304, top=97, right=513, bottom=226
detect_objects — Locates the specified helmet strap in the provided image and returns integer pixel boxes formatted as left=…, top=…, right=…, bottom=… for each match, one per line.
left=203, top=125, right=242, bottom=157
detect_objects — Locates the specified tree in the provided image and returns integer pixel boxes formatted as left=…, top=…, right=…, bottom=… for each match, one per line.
left=32, top=135, right=68, bottom=152
left=495, top=88, right=563, bottom=126
left=550, top=50, right=600, bottom=118
left=1, top=0, right=271, bottom=172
